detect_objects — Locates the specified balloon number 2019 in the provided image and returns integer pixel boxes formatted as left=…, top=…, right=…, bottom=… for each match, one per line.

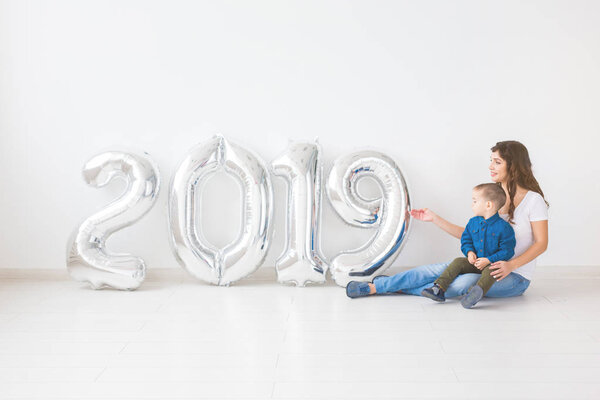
left=67, top=136, right=411, bottom=290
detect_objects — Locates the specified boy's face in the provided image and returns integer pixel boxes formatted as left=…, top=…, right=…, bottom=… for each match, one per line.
left=471, top=189, right=493, bottom=216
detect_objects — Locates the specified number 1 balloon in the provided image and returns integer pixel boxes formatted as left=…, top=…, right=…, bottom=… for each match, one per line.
left=271, top=141, right=328, bottom=286
left=326, top=150, right=411, bottom=287
left=67, top=150, right=160, bottom=290
left=168, top=135, right=273, bottom=286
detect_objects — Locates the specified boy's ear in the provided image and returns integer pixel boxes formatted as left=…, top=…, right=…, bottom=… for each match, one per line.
left=486, top=200, right=493, bottom=209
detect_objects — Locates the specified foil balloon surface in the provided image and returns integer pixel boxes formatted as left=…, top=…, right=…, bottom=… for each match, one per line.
left=67, top=150, right=160, bottom=290
left=271, top=141, right=328, bottom=286
left=326, top=150, right=411, bottom=287
left=169, top=135, right=273, bottom=285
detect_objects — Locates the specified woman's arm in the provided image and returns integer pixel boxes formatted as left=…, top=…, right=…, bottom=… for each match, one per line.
left=489, top=220, right=548, bottom=280
left=411, top=208, right=465, bottom=239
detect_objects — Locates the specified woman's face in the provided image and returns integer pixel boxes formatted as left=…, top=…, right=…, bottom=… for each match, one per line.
left=489, top=151, right=507, bottom=183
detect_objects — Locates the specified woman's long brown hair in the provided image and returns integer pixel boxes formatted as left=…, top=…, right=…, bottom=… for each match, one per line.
left=491, top=141, right=549, bottom=223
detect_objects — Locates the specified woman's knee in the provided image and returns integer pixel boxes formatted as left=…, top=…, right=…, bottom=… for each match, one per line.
left=485, top=275, right=530, bottom=298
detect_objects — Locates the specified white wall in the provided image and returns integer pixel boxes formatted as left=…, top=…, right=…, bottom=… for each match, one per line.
left=1, top=0, right=599, bottom=270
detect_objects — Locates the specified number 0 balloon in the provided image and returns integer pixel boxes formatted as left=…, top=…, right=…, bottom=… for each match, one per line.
left=168, top=135, right=273, bottom=285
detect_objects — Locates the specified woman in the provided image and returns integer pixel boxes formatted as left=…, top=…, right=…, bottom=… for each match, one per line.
left=346, top=140, right=549, bottom=299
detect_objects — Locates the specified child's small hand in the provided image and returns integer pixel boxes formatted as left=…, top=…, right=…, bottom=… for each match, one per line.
left=467, top=252, right=477, bottom=264
left=474, top=257, right=490, bottom=270
left=410, top=208, right=436, bottom=222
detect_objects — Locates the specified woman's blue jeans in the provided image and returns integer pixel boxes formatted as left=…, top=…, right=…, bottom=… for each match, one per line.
left=373, top=262, right=530, bottom=298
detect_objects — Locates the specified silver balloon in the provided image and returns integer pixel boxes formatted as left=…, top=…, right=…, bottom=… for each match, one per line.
left=326, top=150, right=411, bottom=287
left=271, top=140, right=328, bottom=286
left=67, top=150, right=160, bottom=290
left=169, top=135, right=273, bottom=285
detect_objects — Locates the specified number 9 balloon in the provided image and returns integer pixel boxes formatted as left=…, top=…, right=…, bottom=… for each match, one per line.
left=67, top=150, right=160, bottom=290
left=326, top=150, right=411, bottom=287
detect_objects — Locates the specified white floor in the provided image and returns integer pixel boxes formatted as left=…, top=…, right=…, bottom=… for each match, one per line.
left=0, top=266, right=599, bottom=399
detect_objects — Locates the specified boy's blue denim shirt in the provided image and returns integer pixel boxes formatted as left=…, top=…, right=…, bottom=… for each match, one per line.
left=461, top=213, right=516, bottom=263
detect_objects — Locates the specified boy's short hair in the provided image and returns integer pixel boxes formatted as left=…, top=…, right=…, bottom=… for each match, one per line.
left=474, top=183, right=507, bottom=211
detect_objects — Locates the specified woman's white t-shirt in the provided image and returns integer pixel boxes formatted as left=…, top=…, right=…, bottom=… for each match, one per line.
left=499, top=191, right=549, bottom=280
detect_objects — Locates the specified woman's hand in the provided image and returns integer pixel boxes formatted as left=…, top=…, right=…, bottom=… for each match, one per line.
left=488, top=260, right=514, bottom=281
left=410, top=208, right=436, bottom=222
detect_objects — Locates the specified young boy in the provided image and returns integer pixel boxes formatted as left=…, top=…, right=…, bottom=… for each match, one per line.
left=421, top=183, right=516, bottom=308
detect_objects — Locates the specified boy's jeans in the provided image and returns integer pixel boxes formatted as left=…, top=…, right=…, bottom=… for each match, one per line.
left=374, top=262, right=531, bottom=298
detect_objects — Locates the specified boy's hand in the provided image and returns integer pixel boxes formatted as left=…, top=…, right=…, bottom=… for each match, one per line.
left=474, top=257, right=490, bottom=270
left=467, top=252, right=477, bottom=264
left=410, top=208, right=436, bottom=222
